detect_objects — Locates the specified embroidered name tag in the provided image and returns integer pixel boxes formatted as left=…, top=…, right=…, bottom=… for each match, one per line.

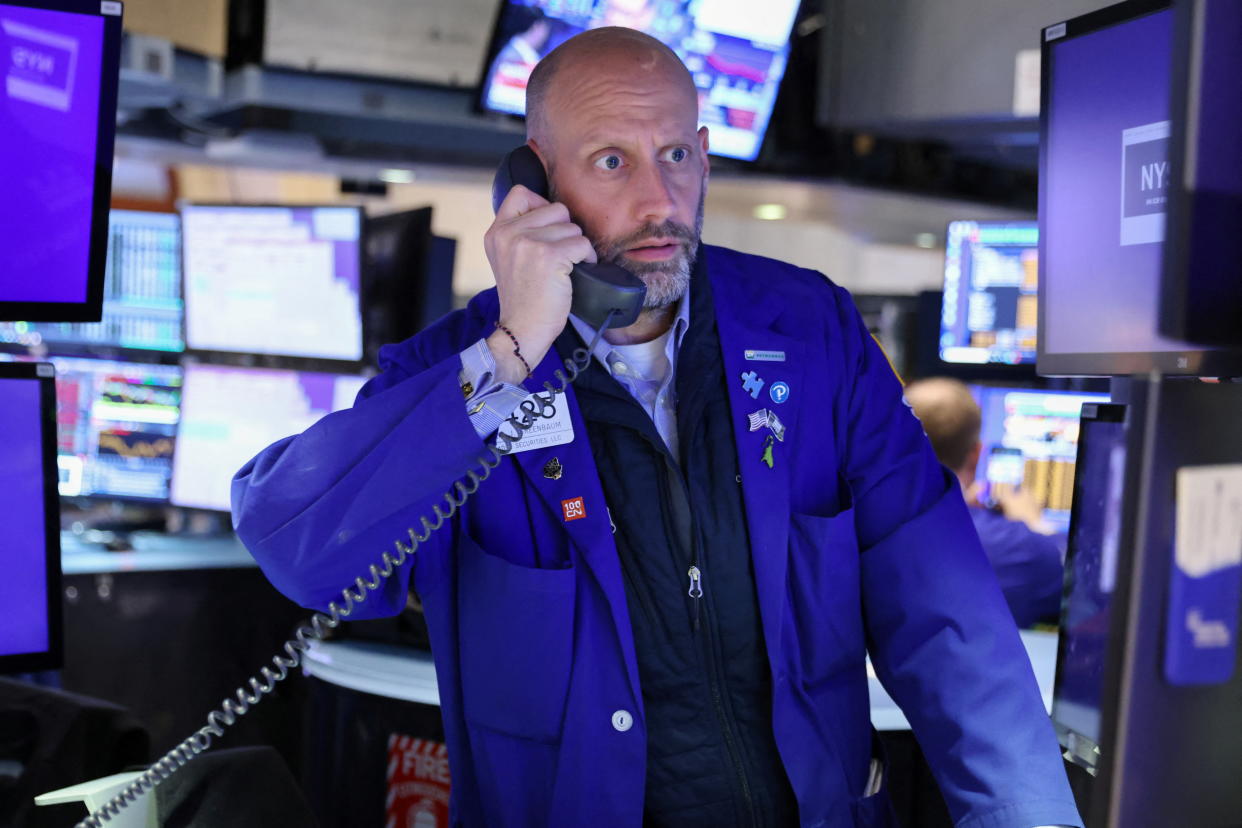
left=499, top=391, right=575, bottom=454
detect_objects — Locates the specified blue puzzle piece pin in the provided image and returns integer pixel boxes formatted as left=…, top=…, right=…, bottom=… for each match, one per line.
left=741, top=370, right=765, bottom=399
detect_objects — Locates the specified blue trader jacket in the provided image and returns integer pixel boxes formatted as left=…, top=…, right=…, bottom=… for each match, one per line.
left=232, top=245, right=1083, bottom=828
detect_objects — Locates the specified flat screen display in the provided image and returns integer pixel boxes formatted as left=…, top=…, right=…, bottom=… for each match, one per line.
left=478, top=0, right=800, bottom=161
left=0, top=0, right=120, bottom=322
left=0, top=362, right=61, bottom=671
left=941, top=221, right=1039, bottom=366
left=171, top=363, right=366, bottom=512
left=0, top=210, right=183, bottom=352
left=1052, top=403, right=1128, bottom=774
left=181, top=205, right=364, bottom=362
left=969, top=385, right=1110, bottom=535
left=1038, top=2, right=1241, bottom=375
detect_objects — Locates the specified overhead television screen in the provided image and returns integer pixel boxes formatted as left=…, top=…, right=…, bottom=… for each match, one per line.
left=479, top=0, right=801, bottom=161
left=0, top=0, right=121, bottom=322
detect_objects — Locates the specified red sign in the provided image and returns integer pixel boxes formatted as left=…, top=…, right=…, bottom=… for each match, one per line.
left=561, top=496, right=586, bottom=522
left=385, top=734, right=450, bottom=828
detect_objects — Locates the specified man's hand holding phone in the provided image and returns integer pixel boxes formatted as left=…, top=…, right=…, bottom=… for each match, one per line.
left=483, top=185, right=597, bottom=385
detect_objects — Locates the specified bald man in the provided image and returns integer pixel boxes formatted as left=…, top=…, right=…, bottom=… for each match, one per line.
left=234, top=28, right=1082, bottom=828
left=904, top=378, right=1066, bottom=628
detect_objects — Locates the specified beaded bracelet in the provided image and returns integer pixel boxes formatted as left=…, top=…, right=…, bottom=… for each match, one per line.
left=495, top=322, right=533, bottom=379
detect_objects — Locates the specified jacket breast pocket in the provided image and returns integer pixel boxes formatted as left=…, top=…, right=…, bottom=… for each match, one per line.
left=457, top=535, right=576, bottom=743
left=787, top=506, right=866, bottom=687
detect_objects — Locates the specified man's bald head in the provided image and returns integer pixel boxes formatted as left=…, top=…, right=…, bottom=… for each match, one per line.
left=525, top=27, right=696, bottom=151
left=904, top=378, right=983, bottom=473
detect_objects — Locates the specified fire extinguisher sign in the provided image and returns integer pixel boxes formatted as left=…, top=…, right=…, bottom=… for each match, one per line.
left=385, top=734, right=451, bottom=828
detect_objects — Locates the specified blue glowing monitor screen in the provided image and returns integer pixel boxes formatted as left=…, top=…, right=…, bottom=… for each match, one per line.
left=0, top=210, right=183, bottom=352
left=182, top=206, right=363, bottom=361
left=0, top=371, right=54, bottom=665
left=1052, top=405, right=1127, bottom=772
left=0, top=0, right=118, bottom=319
left=969, top=385, right=1109, bottom=535
left=479, top=0, right=799, bottom=161
left=1039, top=5, right=1224, bottom=373
left=940, top=221, right=1039, bottom=365
left=171, top=363, right=367, bottom=512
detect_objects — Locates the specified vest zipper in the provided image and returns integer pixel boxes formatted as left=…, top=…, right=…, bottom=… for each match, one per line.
left=687, top=565, right=703, bottom=631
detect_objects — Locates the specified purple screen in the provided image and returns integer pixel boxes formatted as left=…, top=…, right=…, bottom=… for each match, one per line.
left=0, top=4, right=104, bottom=304
left=1043, top=8, right=1204, bottom=358
left=0, top=376, right=51, bottom=658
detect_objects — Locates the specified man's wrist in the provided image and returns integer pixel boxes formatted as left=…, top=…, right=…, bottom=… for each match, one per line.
left=486, top=328, right=535, bottom=386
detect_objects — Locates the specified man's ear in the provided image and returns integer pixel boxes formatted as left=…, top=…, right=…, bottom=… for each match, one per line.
left=698, top=126, right=711, bottom=177
left=966, top=441, right=984, bottom=474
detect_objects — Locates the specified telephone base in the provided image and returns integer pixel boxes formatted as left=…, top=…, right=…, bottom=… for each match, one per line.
left=36, top=770, right=157, bottom=828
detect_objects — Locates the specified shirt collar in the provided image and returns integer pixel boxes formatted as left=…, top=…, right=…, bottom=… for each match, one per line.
left=569, top=285, right=691, bottom=375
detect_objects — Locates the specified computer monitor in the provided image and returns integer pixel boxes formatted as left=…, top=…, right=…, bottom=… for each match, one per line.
left=1037, top=0, right=1242, bottom=376
left=363, top=208, right=455, bottom=360
left=181, top=205, right=364, bottom=363
left=1159, top=0, right=1242, bottom=347
left=969, top=385, right=1110, bottom=535
left=0, top=210, right=183, bottom=353
left=170, top=363, right=367, bottom=513
left=0, top=362, right=63, bottom=672
left=1051, top=402, right=1128, bottom=776
left=0, top=0, right=122, bottom=323
left=477, top=0, right=800, bottom=161
left=940, top=221, right=1039, bottom=366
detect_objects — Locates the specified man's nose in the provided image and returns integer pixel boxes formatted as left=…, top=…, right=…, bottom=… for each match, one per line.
left=631, top=160, right=677, bottom=226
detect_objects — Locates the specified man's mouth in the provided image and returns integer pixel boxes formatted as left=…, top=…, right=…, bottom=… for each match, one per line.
left=625, top=239, right=681, bottom=261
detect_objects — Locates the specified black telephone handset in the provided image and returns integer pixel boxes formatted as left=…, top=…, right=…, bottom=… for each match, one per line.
left=492, top=145, right=645, bottom=330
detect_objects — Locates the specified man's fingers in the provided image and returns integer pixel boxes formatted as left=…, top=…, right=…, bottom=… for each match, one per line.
left=495, top=184, right=553, bottom=222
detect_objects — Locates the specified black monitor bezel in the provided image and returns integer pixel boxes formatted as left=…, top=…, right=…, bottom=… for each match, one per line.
left=1036, top=0, right=1242, bottom=377
left=1050, top=401, right=1129, bottom=779
left=0, top=362, right=64, bottom=672
left=938, top=218, right=1040, bottom=372
left=178, top=203, right=367, bottom=372
left=0, top=0, right=121, bottom=324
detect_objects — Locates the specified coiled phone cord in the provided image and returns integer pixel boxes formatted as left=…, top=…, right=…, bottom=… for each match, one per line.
left=76, top=311, right=618, bottom=828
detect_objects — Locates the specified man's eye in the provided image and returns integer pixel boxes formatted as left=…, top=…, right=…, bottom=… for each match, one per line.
left=595, top=154, right=622, bottom=171
left=663, top=147, right=689, bottom=163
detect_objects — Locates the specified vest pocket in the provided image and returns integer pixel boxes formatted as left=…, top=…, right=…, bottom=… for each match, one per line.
left=458, top=534, right=576, bottom=743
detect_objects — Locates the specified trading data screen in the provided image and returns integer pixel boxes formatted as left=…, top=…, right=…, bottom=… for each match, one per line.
left=1053, top=407, right=1127, bottom=772
left=0, top=373, right=52, bottom=661
left=171, top=363, right=366, bottom=512
left=182, top=206, right=363, bottom=361
left=940, top=221, right=1039, bottom=365
left=16, top=355, right=183, bottom=501
left=970, top=385, right=1109, bottom=534
left=0, top=210, right=182, bottom=352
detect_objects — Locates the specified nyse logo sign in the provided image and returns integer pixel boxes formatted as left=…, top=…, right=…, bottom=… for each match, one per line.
left=2, top=18, right=79, bottom=111
left=1120, top=121, right=1171, bottom=246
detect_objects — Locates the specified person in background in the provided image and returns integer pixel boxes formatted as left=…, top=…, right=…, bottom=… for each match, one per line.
left=904, top=377, right=1065, bottom=628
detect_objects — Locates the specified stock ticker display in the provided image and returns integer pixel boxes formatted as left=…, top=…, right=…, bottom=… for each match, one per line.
left=970, top=385, right=1109, bottom=534
left=940, top=221, right=1039, bottom=366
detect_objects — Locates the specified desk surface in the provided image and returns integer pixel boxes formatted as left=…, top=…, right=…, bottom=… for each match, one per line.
left=304, top=630, right=1059, bottom=732
left=60, top=532, right=257, bottom=574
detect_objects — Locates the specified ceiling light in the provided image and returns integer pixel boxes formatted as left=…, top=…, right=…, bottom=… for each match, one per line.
left=915, top=232, right=939, bottom=249
left=379, top=169, right=416, bottom=184
left=753, top=203, right=787, bottom=221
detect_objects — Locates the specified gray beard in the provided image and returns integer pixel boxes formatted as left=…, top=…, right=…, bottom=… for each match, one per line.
left=596, top=184, right=706, bottom=311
